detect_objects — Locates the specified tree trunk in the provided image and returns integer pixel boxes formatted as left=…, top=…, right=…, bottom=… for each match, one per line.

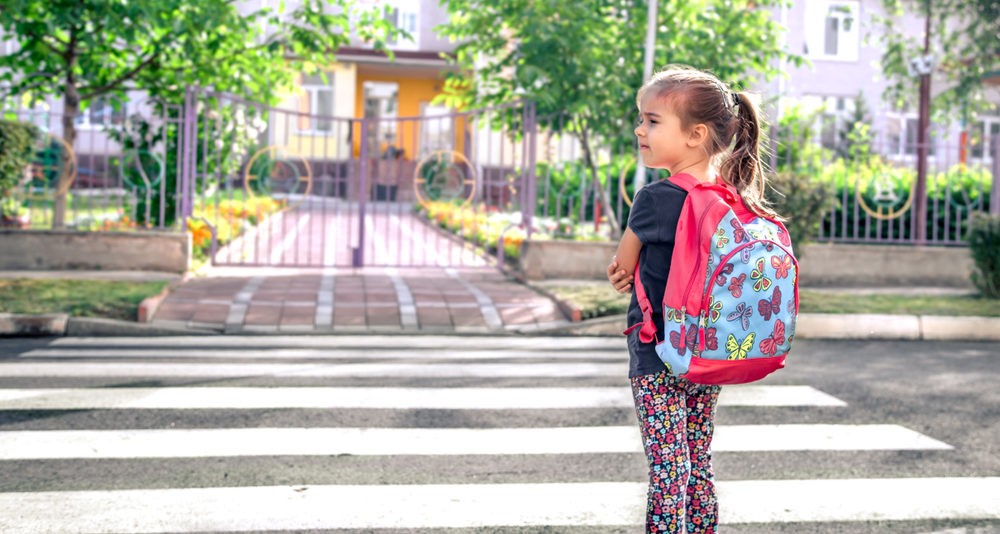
left=577, top=117, right=622, bottom=238
left=54, top=85, right=79, bottom=229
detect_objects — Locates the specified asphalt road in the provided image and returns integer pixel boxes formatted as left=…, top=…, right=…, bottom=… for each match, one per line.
left=0, top=335, right=997, bottom=533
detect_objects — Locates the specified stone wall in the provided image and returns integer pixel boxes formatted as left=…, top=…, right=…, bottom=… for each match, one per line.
left=519, top=239, right=974, bottom=287
left=0, top=229, right=191, bottom=273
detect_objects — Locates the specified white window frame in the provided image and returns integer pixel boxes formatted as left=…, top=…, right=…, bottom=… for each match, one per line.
left=296, top=72, right=335, bottom=136
left=804, top=0, right=860, bottom=62
left=968, top=116, right=1000, bottom=164
left=354, top=0, right=419, bottom=51
left=884, top=112, right=938, bottom=161
left=75, top=97, right=126, bottom=130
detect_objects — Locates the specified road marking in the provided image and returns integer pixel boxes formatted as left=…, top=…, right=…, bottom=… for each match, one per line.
left=0, top=386, right=843, bottom=410
left=44, top=335, right=630, bottom=350
left=19, top=348, right=629, bottom=360
left=270, top=212, right=311, bottom=265
left=0, top=362, right=624, bottom=378
left=1, top=478, right=997, bottom=532
left=223, top=276, right=266, bottom=328
left=0, top=424, right=949, bottom=460
left=314, top=216, right=338, bottom=326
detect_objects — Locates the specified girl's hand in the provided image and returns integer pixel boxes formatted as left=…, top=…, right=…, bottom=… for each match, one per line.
left=607, top=257, right=634, bottom=294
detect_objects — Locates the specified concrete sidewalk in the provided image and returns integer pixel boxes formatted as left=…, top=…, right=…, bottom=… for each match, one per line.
left=147, top=266, right=568, bottom=334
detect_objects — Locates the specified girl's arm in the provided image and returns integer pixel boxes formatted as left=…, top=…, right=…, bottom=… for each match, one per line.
left=607, top=227, right=642, bottom=294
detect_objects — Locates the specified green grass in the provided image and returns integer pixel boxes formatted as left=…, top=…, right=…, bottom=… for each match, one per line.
left=0, top=279, right=169, bottom=321
left=541, top=283, right=1000, bottom=320
left=799, top=292, right=1000, bottom=317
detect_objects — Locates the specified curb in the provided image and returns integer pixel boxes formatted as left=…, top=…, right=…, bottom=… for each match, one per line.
left=519, top=279, right=585, bottom=322
left=65, top=317, right=217, bottom=336
left=138, top=272, right=195, bottom=323
left=0, top=313, right=69, bottom=337
left=1, top=312, right=998, bottom=340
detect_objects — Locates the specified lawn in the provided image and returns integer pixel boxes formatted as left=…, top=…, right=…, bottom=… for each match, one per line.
left=540, top=283, right=1000, bottom=320
left=0, top=279, right=169, bottom=321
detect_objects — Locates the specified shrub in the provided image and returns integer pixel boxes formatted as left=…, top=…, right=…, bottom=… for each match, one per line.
left=0, top=119, right=40, bottom=199
left=968, top=212, right=1000, bottom=298
left=765, top=171, right=836, bottom=257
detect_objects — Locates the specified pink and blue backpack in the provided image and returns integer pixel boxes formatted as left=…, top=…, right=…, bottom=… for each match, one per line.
left=625, top=173, right=799, bottom=385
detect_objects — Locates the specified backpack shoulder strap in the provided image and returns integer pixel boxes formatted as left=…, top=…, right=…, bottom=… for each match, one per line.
left=667, top=173, right=701, bottom=192
left=622, top=258, right=659, bottom=343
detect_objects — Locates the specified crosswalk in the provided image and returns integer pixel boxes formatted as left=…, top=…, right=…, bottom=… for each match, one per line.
left=1, top=335, right=997, bottom=533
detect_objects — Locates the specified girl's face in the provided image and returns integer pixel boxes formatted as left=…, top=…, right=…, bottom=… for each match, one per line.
left=634, top=93, right=701, bottom=171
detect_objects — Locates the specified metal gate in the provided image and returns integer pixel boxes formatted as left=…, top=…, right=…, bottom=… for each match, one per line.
left=179, top=87, right=536, bottom=268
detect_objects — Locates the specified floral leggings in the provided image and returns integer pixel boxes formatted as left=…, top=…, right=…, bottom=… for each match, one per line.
left=631, top=370, right=722, bottom=533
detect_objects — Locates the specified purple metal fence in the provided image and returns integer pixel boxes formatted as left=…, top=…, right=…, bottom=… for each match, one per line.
left=4, top=97, right=184, bottom=230
left=768, top=132, right=1000, bottom=246
left=179, top=88, right=537, bottom=268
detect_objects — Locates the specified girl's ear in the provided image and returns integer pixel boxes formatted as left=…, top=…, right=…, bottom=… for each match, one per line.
left=686, top=123, right=709, bottom=148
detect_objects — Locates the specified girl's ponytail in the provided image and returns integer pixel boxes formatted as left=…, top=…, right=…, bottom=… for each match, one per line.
left=721, top=91, right=780, bottom=220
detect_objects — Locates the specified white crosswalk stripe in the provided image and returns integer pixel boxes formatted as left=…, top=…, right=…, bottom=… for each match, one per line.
left=0, top=424, right=952, bottom=460
left=2, top=479, right=999, bottom=533
left=0, top=336, right=990, bottom=533
left=0, top=385, right=846, bottom=409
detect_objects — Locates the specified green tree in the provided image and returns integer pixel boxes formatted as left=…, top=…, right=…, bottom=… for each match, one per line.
left=0, top=0, right=403, bottom=227
left=874, top=0, right=1000, bottom=123
left=835, top=91, right=874, bottom=160
left=435, top=0, right=805, bottom=236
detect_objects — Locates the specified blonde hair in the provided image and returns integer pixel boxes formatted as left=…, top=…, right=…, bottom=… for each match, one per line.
left=637, top=65, right=779, bottom=219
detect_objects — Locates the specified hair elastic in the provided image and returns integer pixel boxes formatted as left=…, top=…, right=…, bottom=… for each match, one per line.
left=731, top=91, right=740, bottom=109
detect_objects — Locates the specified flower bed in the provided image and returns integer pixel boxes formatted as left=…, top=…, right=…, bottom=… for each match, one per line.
left=417, top=201, right=610, bottom=261
left=187, top=196, right=285, bottom=261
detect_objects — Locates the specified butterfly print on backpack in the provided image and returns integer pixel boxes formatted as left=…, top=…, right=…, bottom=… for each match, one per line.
left=669, top=324, right=697, bottom=356
left=771, top=254, right=792, bottom=279
left=715, top=263, right=734, bottom=286
left=726, top=302, right=752, bottom=331
left=715, top=228, right=729, bottom=249
left=703, top=327, right=719, bottom=351
left=751, top=258, right=772, bottom=292
left=728, top=273, right=746, bottom=298
left=758, top=286, right=782, bottom=321
left=760, top=319, right=786, bottom=356
left=726, top=333, right=756, bottom=360
left=730, top=219, right=748, bottom=243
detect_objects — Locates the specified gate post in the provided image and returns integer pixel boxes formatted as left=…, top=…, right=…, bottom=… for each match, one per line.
left=179, top=86, right=196, bottom=220
left=354, top=117, right=370, bottom=267
left=992, top=136, right=1000, bottom=216
left=524, top=102, right=537, bottom=239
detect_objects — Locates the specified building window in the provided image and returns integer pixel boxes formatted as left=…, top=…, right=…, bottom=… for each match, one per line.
left=75, top=97, right=126, bottom=129
left=969, top=117, right=1000, bottom=162
left=804, top=1, right=860, bottom=62
left=354, top=1, right=419, bottom=50
left=418, top=103, right=453, bottom=156
left=383, top=3, right=419, bottom=50
left=297, top=71, right=334, bottom=134
left=886, top=113, right=936, bottom=158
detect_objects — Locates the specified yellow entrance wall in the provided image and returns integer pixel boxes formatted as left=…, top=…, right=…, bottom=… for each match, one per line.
left=352, top=74, right=466, bottom=160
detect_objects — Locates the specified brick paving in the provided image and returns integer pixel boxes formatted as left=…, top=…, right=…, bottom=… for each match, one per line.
left=152, top=266, right=570, bottom=333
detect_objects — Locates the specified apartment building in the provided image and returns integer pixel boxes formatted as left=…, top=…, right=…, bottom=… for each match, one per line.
left=766, top=0, right=1000, bottom=165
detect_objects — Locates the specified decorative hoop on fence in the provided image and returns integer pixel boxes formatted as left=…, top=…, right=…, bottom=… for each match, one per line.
left=24, top=133, right=76, bottom=200
left=120, top=149, right=164, bottom=190
left=413, top=150, right=476, bottom=208
left=243, top=145, right=312, bottom=211
left=855, top=172, right=915, bottom=220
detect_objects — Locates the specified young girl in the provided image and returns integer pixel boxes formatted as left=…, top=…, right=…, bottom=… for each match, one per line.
left=606, top=65, right=778, bottom=533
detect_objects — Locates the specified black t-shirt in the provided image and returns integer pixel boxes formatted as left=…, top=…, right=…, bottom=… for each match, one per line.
left=626, top=179, right=688, bottom=378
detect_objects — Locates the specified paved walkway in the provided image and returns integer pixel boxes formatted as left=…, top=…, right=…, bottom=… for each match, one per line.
left=151, top=266, right=570, bottom=333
